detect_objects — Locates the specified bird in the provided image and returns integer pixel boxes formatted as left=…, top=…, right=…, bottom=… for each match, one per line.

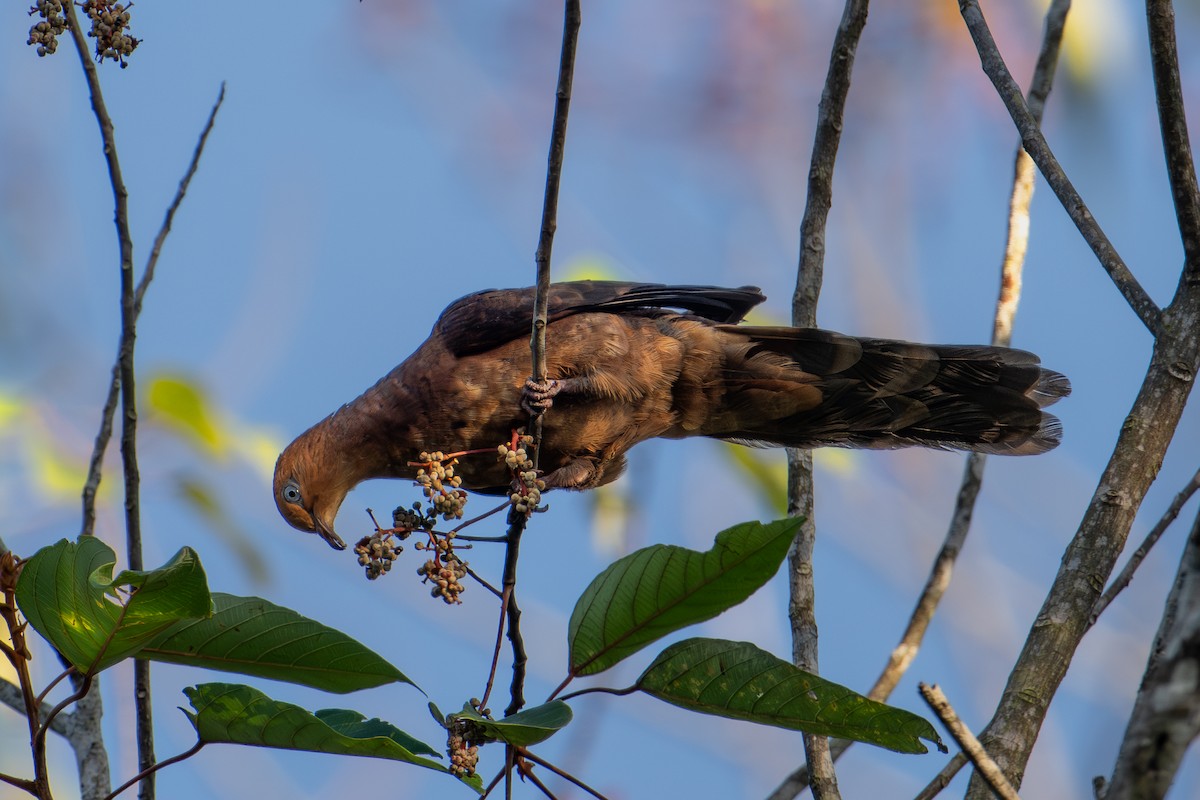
left=273, top=281, right=1069, bottom=550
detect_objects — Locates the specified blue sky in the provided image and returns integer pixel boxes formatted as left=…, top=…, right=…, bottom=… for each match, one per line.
left=2, top=2, right=1198, bottom=798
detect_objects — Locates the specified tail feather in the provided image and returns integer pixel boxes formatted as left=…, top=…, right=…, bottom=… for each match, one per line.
left=712, top=327, right=1070, bottom=455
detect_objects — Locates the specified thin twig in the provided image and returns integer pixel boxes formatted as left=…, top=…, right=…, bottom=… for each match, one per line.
left=529, top=0, right=581, bottom=395
left=34, top=666, right=76, bottom=707
left=912, top=752, right=969, bottom=800
left=0, top=680, right=70, bottom=737
left=518, top=748, right=609, bottom=800
left=2, top=562, right=51, bottom=799
left=556, top=684, right=637, bottom=703
left=62, top=4, right=153, bottom=795
left=494, top=0, right=581, bottom=728
left=464, top=564, right=503, bottom=598
left=1090, top=465, right=1200, bottom=627
left=80, top=84, right=225, bottom=537
left=452, top=501, right=512, bottom=534
left=481, top=768, right=505, bottom=799
left=785, top=2, right=870, bottom=798
left=919, top=684, right=1020, bottom=800
left=0, top=772, right=37, bottom=795
left=479, top=585, right=513, bottom=714
left=956, top=0, right=1162, bottom=334
left=516, top=758, right=557, bottom=800
left=1146, top=0, right=1200, bottom=282
left=501, top=538, right=527, bottom=719
left=138, top=83, right=226, bottom=316
left=102, top=741, right=206, bottom=800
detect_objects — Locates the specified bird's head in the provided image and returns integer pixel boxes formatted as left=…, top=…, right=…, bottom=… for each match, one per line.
left=273, top=434, right=349, bottom=551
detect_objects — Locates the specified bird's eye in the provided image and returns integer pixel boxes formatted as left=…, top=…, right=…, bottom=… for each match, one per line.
left=282, top=481, right=302, bottom=504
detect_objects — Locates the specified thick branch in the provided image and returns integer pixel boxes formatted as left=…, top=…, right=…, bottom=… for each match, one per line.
left=961, top=1, right=1200, bottom=794
left=770, top=6, right=1068, bottom=799
left=967, top=309, right=1200, bottom=798
left=1104, top=509, right=1200, bottom=798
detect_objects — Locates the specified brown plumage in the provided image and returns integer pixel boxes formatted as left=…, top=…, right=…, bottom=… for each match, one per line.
left=274, top=282, right=1069, bottom=549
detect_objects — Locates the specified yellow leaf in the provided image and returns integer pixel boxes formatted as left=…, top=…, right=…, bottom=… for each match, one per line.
left=232, top=427, right=285, bottom=482
left=558, top=255, right=625, bottom=282
left=815, top=448, right=856, bottom=477
left=0, top=390, right=25, bottom=428
left=723, top=444, right=787, bottom=515
left=589, top=483, right=631, bottom=557
left=146, top=374, right=225, bottom=457
left=29, top=438, right=90, bottom=502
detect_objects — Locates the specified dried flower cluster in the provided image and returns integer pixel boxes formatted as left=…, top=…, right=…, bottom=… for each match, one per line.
left=413, top=451, right=468, bottom=520
left=446, top=703, right=488, bottom=778
left=81, top=0, right=139, bottom=67
left=27, top=1, right=66, bottom=57
left=498, top=434, right=545, bottom=514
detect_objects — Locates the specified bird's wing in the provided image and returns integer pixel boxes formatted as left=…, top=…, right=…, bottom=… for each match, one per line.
left=434, top=281, right=766, bottom=357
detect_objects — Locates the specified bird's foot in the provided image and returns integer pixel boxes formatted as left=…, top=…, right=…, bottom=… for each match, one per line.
left=521, top=377, right=561, bottom=415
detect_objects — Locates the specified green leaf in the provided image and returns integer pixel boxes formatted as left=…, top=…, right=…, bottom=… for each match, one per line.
left=313, top=709, right=439, bottom=757
left=15, top=538, right=213, bottom=674
left=569, top=518, right=800, bottom=676
left=183, top=683, right=482, bottom=792
left=450, top=701, right=572, bottom=747
left=143, top=593, right=418, bottom=694
left=636, top=638, right=946, bottom=755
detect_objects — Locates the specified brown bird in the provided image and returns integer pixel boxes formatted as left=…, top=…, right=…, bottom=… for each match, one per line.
left=274, top=282, right=1069, bottom=550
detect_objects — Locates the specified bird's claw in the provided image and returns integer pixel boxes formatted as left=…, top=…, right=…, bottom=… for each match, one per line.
left=521, top=378, right=561, bottom=415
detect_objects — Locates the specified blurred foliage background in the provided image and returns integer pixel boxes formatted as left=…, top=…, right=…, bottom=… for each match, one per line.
left=2, top=1, right=1198, bottom=798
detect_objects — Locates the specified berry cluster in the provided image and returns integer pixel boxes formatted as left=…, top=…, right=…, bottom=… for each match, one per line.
left=498, top=434, right=545, bottom=514
left=446, top=702, right=489, bottom=778
left=81, top=0, right=139, bottom=67
left=412, top=451, right=468, bottom=520
left=416, top=533, right=468, bottom=605
left=447, top=722, right=482, bottom=778
left=392, top=503, right=432, bottom=532
left=27, top=1, right=66, bottom=57
left=353, top=505, right=432, bottom=581
left=353, top=530, right=402, bottom=580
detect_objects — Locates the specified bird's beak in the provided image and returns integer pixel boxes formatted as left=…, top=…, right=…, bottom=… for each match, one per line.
left=312, top=514, right=347, bottom=551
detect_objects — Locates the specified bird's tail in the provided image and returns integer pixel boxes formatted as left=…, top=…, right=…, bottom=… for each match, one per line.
left=709, top=326, right=1071, bottom=455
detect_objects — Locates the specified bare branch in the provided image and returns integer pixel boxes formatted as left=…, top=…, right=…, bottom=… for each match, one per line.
left=784, top=3, right=870, bottom=797
left=496, top=0, right=582, bottom=725
left=956, top=0, right=1163, bottom=334
left=102, top=741, right=205, bottom=800
left=960, top=0, right=1200, bottom=793
left=530, top=0, right=580, bottom=390
left=919, top=684, right=1020, bottom=800
left=81, top=84, right=226, bottom=538
left=61, top=3, right=151, bottom=795
left=770, top=5, right=1069, bottom=800
left=1146, top=0, right=1200, bottom=284
left=1104, top=509, right=1200, bottom=798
